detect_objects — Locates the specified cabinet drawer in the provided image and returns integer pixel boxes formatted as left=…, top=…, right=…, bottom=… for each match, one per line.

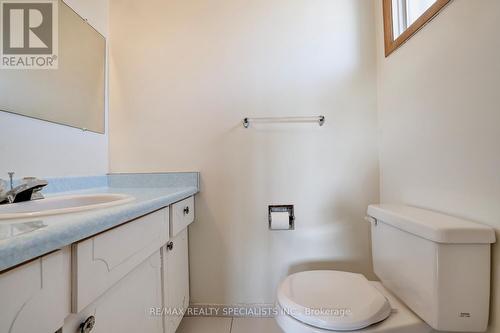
left=0, top=248, right=71, bottom=333
left=170, top=196, right=195, bottom=237
left=72, top=208, right=169, bottom=313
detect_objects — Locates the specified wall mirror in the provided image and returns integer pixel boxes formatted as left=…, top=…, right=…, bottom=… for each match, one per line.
left=383, top=0, right=451, bottom=56
left=0, top=0, right=106, bottom=133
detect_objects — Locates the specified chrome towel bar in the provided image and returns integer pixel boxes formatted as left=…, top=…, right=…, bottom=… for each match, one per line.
left=243, top=115, right=325, bottom=128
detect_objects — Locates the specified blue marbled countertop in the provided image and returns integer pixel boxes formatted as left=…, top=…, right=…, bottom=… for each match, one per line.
left=0, top=173, right=199, bottom=272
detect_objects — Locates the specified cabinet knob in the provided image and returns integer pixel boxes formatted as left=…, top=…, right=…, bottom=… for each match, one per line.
left=80, top=316, right=96, bottom=333
left=183, top=206, right=190, bottom=215
left=167, top=241, right=174, bottom=251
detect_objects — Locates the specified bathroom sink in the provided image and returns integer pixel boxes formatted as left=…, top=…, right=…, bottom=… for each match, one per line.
left=0, top=193, right=134, bottom=220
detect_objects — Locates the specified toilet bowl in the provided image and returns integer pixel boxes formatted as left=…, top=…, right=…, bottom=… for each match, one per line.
left=275, top=270, right=431, bottom=333
left=275, top=205, right=496, bottom=333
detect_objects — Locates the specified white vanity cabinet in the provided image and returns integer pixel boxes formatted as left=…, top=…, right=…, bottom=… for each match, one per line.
left=0, top=248, right=71, bottom=333
left=0, top=195, right=196, bottom=333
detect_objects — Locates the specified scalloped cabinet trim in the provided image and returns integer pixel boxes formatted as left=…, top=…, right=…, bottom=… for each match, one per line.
left=0, top=249, right=71, bottom=333
left=63, top=251, right=164, bottom=333
left=72, top=208, right=169, bottom=313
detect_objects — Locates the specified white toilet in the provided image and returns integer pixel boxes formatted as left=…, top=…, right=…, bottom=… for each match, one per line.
left=275, top=204, right=496, bottom=333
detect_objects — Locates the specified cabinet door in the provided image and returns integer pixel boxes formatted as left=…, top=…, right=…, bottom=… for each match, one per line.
left=64, top=250, right=163, bottom=333
left=0, top=248, right=71, bottom=333
left=72, top=208, right=169, bottom=312
left=163, top=228, right=190, bottom=333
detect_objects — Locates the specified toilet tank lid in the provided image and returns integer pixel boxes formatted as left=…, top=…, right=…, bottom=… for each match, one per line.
left=367, top=204, right=496, bottom=244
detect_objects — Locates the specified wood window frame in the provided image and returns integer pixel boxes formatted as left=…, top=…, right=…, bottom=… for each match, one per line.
left=383, top=0, right=452, bottom=57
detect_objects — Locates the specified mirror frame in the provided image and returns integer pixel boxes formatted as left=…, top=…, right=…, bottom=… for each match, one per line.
left=383, top=0, right=452, bottom=57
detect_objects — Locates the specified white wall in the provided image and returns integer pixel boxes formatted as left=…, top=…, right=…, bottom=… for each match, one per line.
left=109, top=0, right=378, bottom=304
left=0, top=0, right=109, bottom=178
left=375, top=0, right=500, bottom=332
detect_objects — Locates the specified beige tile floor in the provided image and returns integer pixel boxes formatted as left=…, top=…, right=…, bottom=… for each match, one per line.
left=177, top=316, right=283, bottom=333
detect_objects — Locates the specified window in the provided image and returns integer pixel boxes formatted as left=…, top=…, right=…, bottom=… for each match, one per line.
left=383, top=0, right=452, bottom=56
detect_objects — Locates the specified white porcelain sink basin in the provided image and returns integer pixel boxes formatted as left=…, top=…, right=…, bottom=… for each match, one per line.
left=0, top=194, right=134, bottom=220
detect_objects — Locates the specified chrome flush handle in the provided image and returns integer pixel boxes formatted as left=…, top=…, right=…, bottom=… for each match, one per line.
left=365, top=216, right=378, bottom=226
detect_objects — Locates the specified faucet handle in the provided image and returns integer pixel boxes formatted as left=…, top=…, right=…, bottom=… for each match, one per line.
left=7, top=172, right=15, bottom=190
left=22, top=177, right=47, bottom=186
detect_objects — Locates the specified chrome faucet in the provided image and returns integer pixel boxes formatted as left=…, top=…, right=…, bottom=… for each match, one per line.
left=0, top=172, right=48, bottom=204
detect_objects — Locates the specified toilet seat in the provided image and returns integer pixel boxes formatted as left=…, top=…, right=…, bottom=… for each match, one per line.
left=277, top=271, right=391, bottom=331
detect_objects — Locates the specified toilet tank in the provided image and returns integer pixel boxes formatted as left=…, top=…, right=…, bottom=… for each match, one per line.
left=367, top=205, right=496, bottom=332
